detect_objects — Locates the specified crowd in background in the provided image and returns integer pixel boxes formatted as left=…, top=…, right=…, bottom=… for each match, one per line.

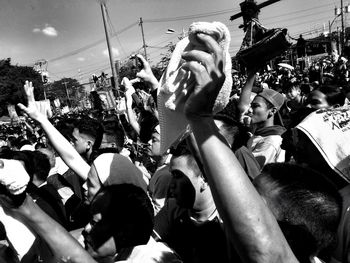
left=0, top=22, right=350, bottom=263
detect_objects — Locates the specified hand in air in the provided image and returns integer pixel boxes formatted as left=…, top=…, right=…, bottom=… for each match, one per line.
left=181, top=33, right=225, bottom=120
left=136, top=54, right=158, bottom=85
left=17, top=80, right=42, bottom=121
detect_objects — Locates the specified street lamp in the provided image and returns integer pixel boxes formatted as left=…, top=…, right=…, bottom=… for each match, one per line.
left=329, top=14, right=342, bottom=34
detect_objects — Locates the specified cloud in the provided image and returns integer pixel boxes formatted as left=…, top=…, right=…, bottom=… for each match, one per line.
left=42, top=25, right=58, bottom=37
left=103, top=47, right=119, bottom=57
left=77, top=57, right=86, bottom=62
left=32, top=24, right=58, bottom=37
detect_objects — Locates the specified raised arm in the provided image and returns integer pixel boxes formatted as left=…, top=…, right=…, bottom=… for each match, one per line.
left=18, top=81, right=90, bottom=181
left=237, top=70, right=256, bottom=119
left=181, top=33, right=297, bottom=263
left=10, top=195, right=96, bottom=263
left=136, top=54, right=159, bottom=91
left=122, top=77, right=141, bottom=135
left=0, top=159, right=95, bottom=263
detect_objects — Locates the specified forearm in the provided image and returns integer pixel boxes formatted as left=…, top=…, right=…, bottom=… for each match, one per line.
left=14, top=195, right=95, bottom=263
left=189, top=117, right=296, bottom=263
left=125, top=100, right=140, bottom=135
left=238, top=72, right=255, bottom=115
left=147, top=76, right=159, bottom=92
left=36, top=116, right=90, bottom=181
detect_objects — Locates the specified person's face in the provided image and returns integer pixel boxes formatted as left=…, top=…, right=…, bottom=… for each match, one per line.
left=286, top=87, right=300, bottom=101
left=71, top=128, right=90, bottom=154
left=85, top=164, right=102, bottom=203
left=169, top=155, right=202, bottom=209
left=306, top=90, right=329, bottom=110
left=83, top=192, right=116, bottom=261
left=147, top=131, right=160, bottom=157
left=247, top=96, right=272, bottom=124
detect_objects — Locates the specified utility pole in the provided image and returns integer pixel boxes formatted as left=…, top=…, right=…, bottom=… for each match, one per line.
left=139, top=17, right=148, bottom=61
left=43, top=85, right=47, bottom=100
left=100, top=1, right=119, bottom=95
left=341, top=0, right=345, bottom=54
left=62, top=81, right=70, bottom=107
left=334, top=2, right=350, bottom=55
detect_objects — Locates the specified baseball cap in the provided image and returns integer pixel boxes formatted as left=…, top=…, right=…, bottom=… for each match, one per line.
left=257, top=89, right=285, bottom=110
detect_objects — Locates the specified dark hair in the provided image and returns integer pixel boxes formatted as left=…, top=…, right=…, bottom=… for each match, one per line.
left=55, top=118, right=76, bottom=141
left=89, top=184, right=154, bottom=250
left=139, top=111, right=158, bottom=143
left=317, top=85, right=345, bottom=107
left=254, top=163, right=341, bottom=261
left=102, top=116, right=125, bottom=150
left=75, top=116, right=104, bottom=150
left=30, top=150, right=51, bottom=182
left=17, top=139, right=32, bottom=149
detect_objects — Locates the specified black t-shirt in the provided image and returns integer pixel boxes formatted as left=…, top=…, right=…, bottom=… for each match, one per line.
left=154, top=198, right=241, bottom=263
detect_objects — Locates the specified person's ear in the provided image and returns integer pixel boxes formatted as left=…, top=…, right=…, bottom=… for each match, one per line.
left=86, top=140, right=93, bottom=151
left=268, top=107, right=277, bottom=118
left=200, top=178, right=208, bottom=193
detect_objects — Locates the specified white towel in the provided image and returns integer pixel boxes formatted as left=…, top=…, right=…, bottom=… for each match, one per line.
left=158, top=21, right=232, bottom=154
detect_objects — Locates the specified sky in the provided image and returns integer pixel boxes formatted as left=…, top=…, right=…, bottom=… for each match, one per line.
left=0, top=0, right=343, bottom=84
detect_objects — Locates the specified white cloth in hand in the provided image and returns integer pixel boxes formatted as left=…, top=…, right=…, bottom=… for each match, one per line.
left=0, top=159, right=30, bottom=195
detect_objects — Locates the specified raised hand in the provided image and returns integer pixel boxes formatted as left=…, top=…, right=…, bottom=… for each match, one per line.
left=181, top=33, right=225, bottom=120
left=136, top=54, right=159, bottom=88
left=121, top=77, right=136, bottom=97
left=17, top=80, right=43, bottom=121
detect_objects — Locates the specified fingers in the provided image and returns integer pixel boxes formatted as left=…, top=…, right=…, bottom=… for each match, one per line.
left=17, top=103, right=27, bottom=112
left=195, top=33, right=224, bottom=73
left=182, top=61, right=210, bottom=90
left=196, top=33, right=223, bottom=61
left=182, top=50, right=215, bottom=75
left=136, top=54, right=150, bottom=69
left=23, top=80, right=35, bottom=101
left=182, top=34, right=224, bottom=79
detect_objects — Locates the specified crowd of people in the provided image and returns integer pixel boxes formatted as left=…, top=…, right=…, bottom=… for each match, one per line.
left=0, top=20, right=350, bottom=263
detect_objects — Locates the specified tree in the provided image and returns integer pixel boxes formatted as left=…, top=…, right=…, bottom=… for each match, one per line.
left=46, top=77, right=85, bottom=107
left=156, top=42, right=176, bottom=73
left=0, top=58, right=45, bottom=116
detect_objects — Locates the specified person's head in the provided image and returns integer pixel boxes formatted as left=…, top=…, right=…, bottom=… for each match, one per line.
left=100, top=118, right=125, bottom=152
left=83, top=184, right=154, bottom=261
left=29, top=150, right=51, bottom=185
left=147, top=124, right=161, bottom=157
left=253, top=163, right=342, bottom=261
left=286, top=83, right=301, bottom=101
left=169, top=144, right=210, bottom=210
left=71, top=117, right=103, bottom=159
left=248, top=89, right=284, bottom=125
left=37, top=147, right=56, bottom=169
left=305, top=85, right=345, bottom=110
left=139, top=111, right=158, bottom=144
left=85, top=153, right=146, bottom=203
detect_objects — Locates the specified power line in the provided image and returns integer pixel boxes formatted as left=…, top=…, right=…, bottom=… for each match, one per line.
left=48, top=21, right=138, bottom=63
left=143, top=8, right=239, bottom=23
left=105, top=4, right=127, bottom=57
